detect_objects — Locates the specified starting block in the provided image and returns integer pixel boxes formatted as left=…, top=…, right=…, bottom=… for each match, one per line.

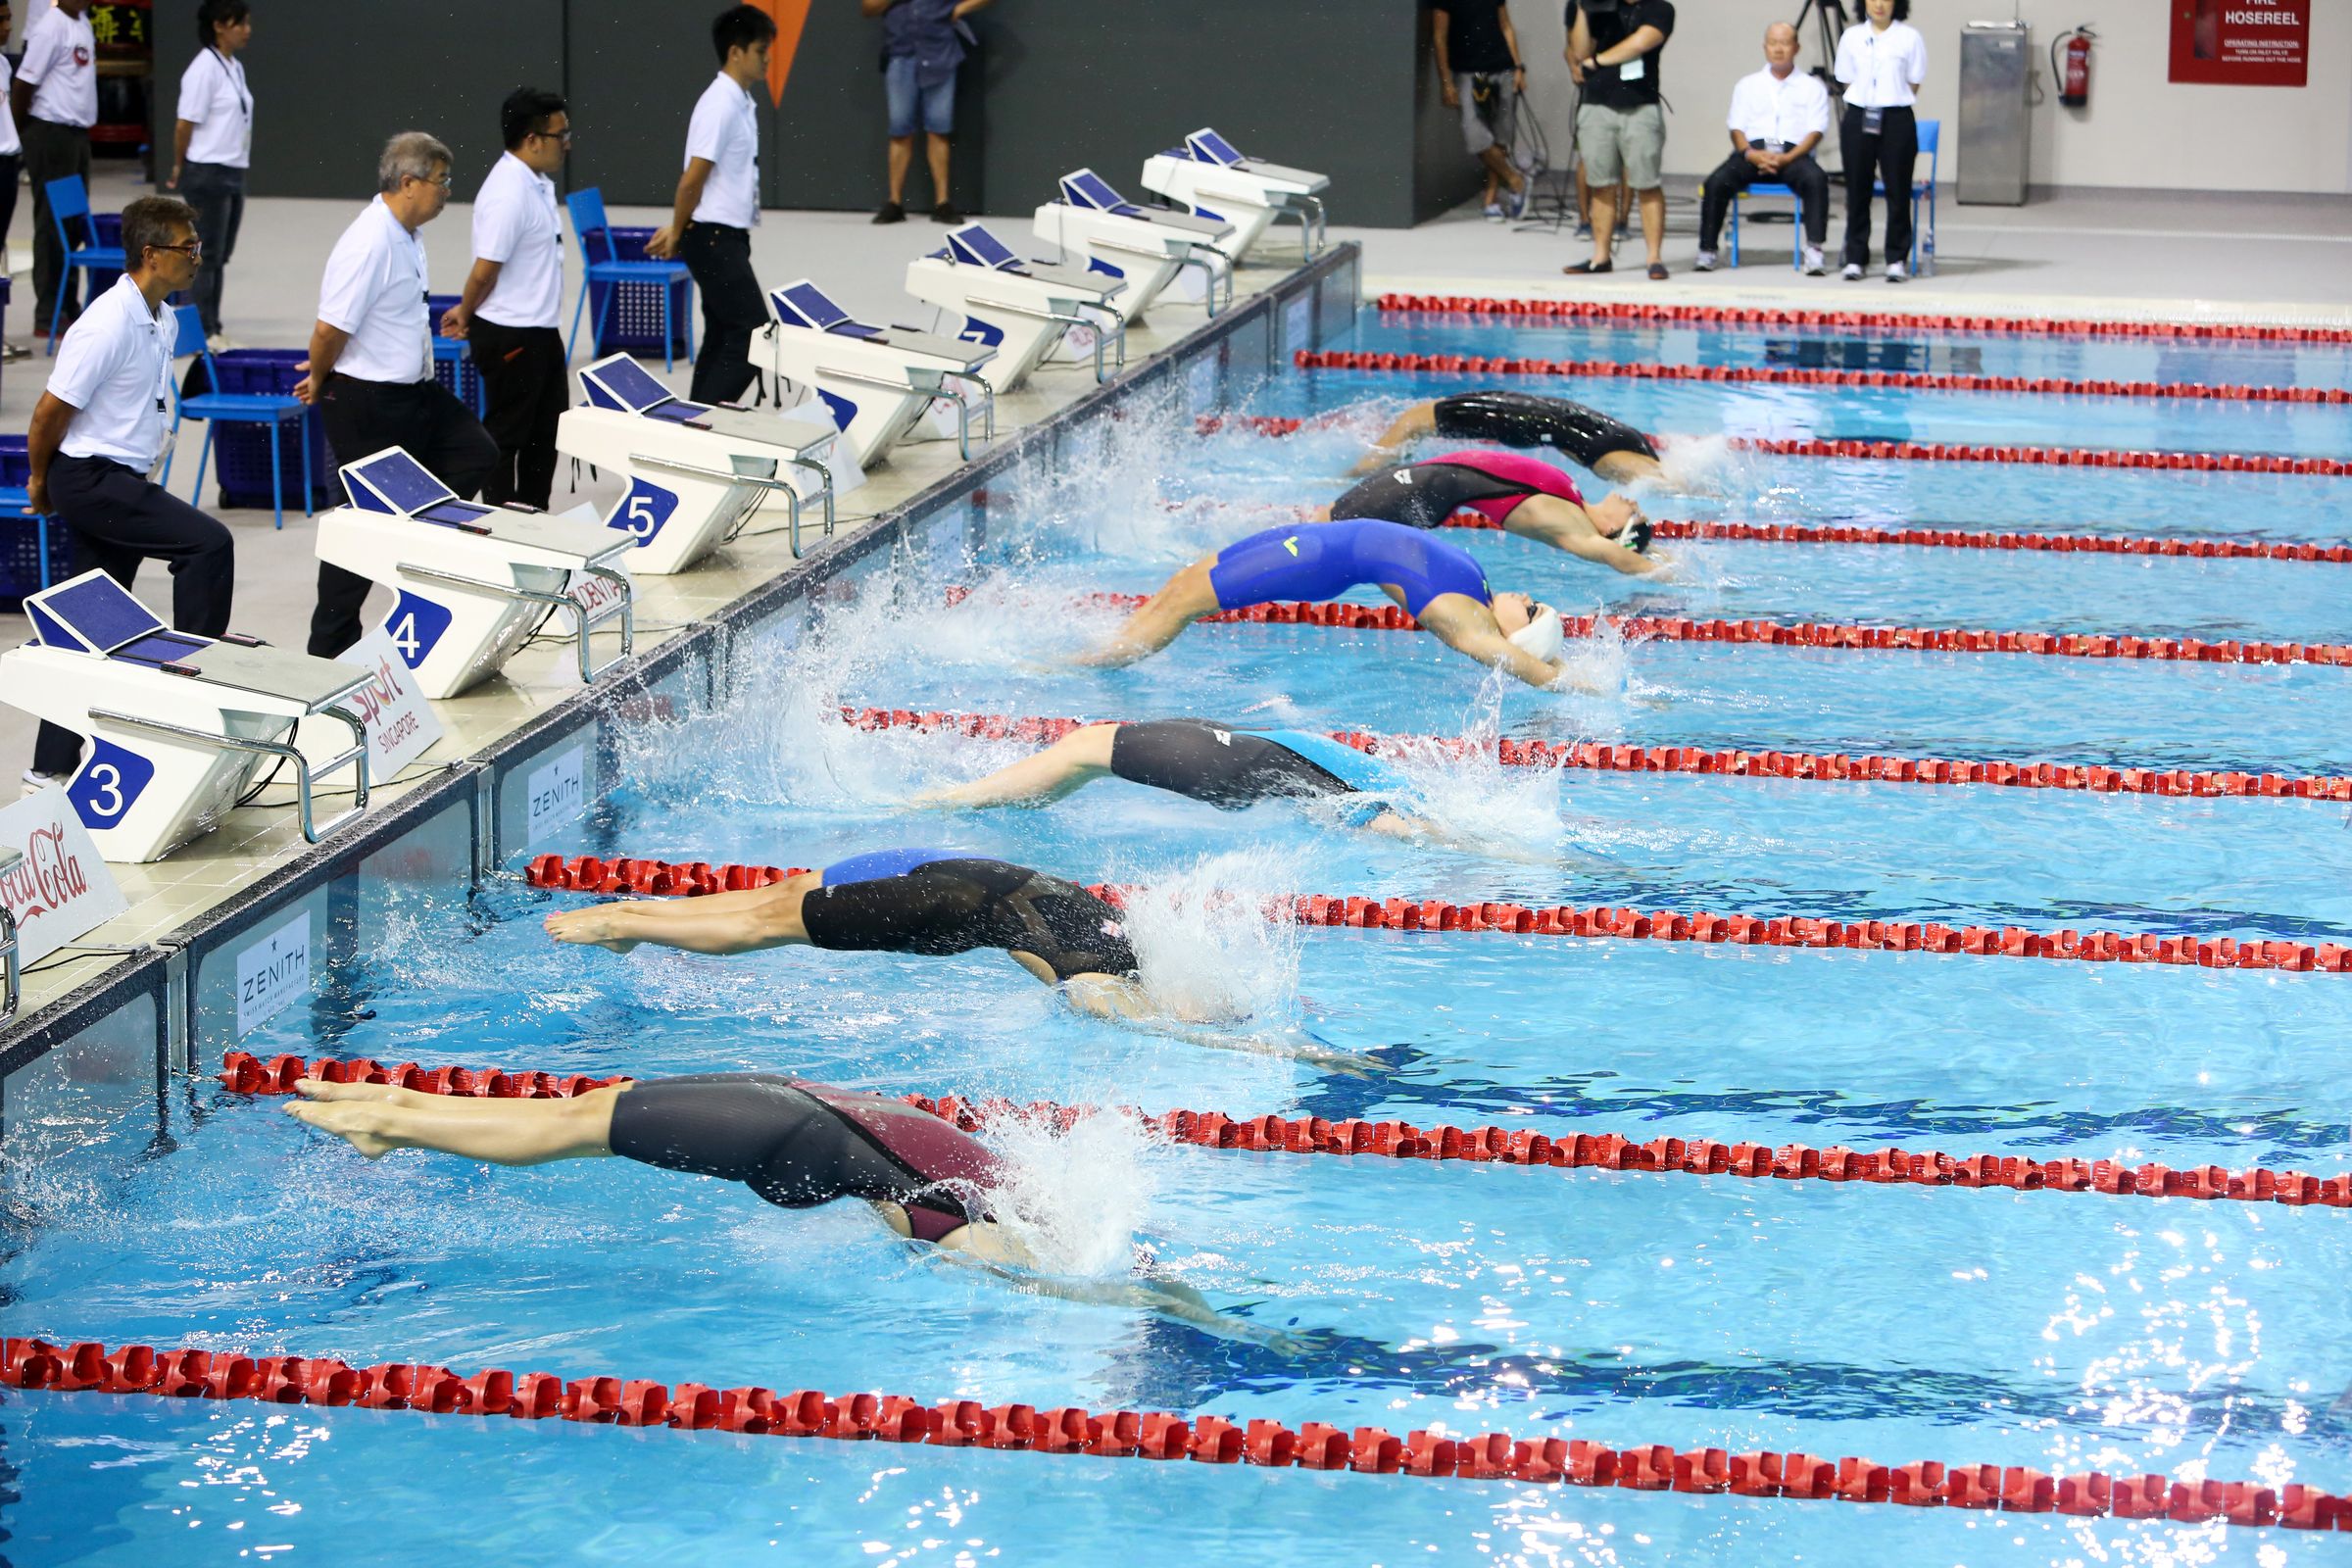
left=763, top=280, right=999, bottom=471
left=0, top=570, right=372, bottom=861
left=316, top=447, right=635, bottom=699
left=1140, top=127, right=1328, bottom=263
left=556, top=354, right=845, bottom=568
left=1033, top=168, right=1235, bottom=324
left=904, top=223, right=1127, bottom=390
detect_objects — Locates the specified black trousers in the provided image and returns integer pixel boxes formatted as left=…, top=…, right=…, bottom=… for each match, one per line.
left=0, top=154, right=20, bottom=258
left=467, top=318, right=567, bottom=510
left=31, top=455, right=237, bottom=777
left=24, top=117, right=91, bottom=334
left=1840, top=104, right=1919, bottom=268
left=678, top=221, right=763, bottom=406
left=310, top=374, right=498, bottom=658
left=179, top=162, right=246, bottom=339
left=1698, top=149, right=1831, bottom=251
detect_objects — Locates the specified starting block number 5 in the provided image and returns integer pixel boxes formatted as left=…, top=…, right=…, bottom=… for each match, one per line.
left=613, top=478, right=679, bottom=544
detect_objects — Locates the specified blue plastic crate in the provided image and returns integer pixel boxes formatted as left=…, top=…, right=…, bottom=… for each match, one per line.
left=202, top=350, right=334, bottom=510
left=586, top=226, right=694, bottom=357
left=0, top=436, right=74, bottom=602
left=83, top=212, right=123, bottom=299
left=425, top=294, right=486, bottom=414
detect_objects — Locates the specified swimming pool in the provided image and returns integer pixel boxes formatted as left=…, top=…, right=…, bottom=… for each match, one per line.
left=6, top=280, right=2349, bottom=1564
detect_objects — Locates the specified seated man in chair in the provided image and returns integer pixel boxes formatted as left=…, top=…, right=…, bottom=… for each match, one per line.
left=1695, top=22, right=1832, bottom=276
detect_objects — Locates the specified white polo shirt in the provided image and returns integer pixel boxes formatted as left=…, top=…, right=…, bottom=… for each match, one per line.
left=684, top=73, right=760, bottom=229
left=1726, top=65, right=1831, bottom=149
left=19, top=5, right=97, bottom=129
left=177, top=47, right=253, bottom=169
left=471, top=152, right=564, bottom=329
left=0, top=59, right=20, bottom=159
left=318, top=195, right=432, bottom=384
left=51, top=275, right=178, bottom=470
left=1836, top=21, right=1928, bottom=109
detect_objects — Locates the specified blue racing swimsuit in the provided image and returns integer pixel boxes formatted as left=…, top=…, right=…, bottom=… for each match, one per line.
left=1207, top=517, right=1492, bottom=619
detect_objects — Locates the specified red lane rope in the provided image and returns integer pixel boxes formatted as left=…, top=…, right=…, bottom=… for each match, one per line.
left=1372, top=292, right=2352, bottom=348
left=9, top=1335, right=2335, bottom=1529
left=520, top=855, right=2352, bottom=975
left=1295, top=347, right=2352, bottom=407
left=1137, top=496, right=2352, bottom=563
left=832, top=703, right=2352, bottom=801
left=220, top=1053, right=2352, bottom=1213
left=1003, top=587, right=2352, bottom=670
left=1195, top=414, right=2352, bottom=476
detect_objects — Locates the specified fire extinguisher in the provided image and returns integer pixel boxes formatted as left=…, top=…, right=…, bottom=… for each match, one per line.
left=2055, top=25, right=2094, bottom=109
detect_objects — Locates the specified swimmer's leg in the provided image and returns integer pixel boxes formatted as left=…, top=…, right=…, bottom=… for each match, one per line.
left=543, top=871, right=822, bottom=955
left=286, top=1078, right=625, bottom=1164
left=1072, top=559, right=1219, bottom=667
left=1593, top=450, right=1667, bottom=487
left=1348, top=401, right=1439, bottom=475
left=909, top=723, right=1120, bottom=809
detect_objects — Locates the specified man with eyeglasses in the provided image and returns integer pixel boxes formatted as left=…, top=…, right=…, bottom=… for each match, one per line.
left=20, top=196, right=235, bottom=793
left=441, top=88, right=570, bottom=511
left=295, top=129, right=496, bottom=659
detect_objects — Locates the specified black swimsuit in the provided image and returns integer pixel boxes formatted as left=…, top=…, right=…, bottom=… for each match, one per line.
left=1432, top=390, right=1658, bottom=470
left=800, top=854, right=1138, bottom=983
left=608, top=1073, right=996, bottom=1243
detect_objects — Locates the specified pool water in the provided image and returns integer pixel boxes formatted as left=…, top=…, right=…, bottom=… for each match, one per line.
left=4, top=304, right=2349, bottom=1566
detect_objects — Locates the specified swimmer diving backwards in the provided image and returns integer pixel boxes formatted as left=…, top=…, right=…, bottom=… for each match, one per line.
left=1349, top=390, right=1669, bottom=484
left=1319, top=449, right=1669, bottom=576
left=1074, top=516, right=1583, bottom=690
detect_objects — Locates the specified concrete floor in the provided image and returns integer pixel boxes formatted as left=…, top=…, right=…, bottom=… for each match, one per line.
left=3, top=161, right=2347, bottom=1011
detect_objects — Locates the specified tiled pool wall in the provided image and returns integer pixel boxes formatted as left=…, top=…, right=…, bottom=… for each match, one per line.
left=0, top=242, right=1362, bottom=1154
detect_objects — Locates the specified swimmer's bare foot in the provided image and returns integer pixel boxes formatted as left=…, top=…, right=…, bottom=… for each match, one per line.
left=284, top=1098, right=396, bottom=1158
left=543, top=906, right=643, bottom=953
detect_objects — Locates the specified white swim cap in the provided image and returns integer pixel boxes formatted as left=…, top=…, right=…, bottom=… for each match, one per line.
left=1507, top=603, right=1564, bottom=662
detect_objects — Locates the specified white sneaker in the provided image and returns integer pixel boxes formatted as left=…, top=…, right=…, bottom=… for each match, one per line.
left=207, top=331, right=243, bottom=353
left=1693, top=251, right=1717, bottom=272
left=1483, top=202, right=1506, bottom=222
left=1841, top=263, right=1864, bottom=281
left=1886, top=262, right=1909, bottom=283
left=1803, top=246, right=1826, bottom=275
left=21, top=768, right=65, bottom=799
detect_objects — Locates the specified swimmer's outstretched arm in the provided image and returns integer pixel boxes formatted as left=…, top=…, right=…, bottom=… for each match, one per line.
left=1069, top=560, right=1220, bottom=668
left=1059, top=975, right=1384, bottom=1076
left=1346, top=400, right=1439, bottom=476
left=1417, top=599, right=1600, bottom=694
left=1506, top=496, right=1671, bottom=577
left=543, top=875, right=818, bottom=955
left=906, top=724, right=1119, bottom=809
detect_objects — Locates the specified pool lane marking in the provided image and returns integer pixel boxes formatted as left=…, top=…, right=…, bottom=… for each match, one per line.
left=519, top=855, right=2352, bottom=976
left=833, top=704, right=2352, bottom=802
left=219, top=1052, right=2352, bottom=1214
left=1294, top=348, right=2352, bottom=407
left=977, top=588, right=2352, bottom=670
left=1198, top=414, right=2352, bottom=476
left=1371, top=291, right=2352, bottom=348
left=8, top=1335, right=2340, bottom=1529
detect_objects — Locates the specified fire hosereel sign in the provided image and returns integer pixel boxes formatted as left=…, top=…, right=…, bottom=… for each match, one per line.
left=2170, top=0, right=2309, bottom=85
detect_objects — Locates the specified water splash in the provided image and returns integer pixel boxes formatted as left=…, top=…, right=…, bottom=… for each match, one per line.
left=1115, top=846, right=1306, bottom=1027
left=974, top=1103, right=1169, bottom=1279
left=1652, top=431, right=1743, bottom=497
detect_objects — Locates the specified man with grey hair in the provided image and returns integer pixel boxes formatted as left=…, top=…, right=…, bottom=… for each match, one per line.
left=295, top=130, right=496, bottom=659
left=1695, top=21, right=1833, bottom=274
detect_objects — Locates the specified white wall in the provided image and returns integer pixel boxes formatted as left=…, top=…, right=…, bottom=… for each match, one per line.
left=1503, top=1, right=2352, bottom=194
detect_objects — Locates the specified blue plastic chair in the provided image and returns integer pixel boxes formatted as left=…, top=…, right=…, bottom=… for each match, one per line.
left=1872, top=117, right=1939, bottom=271
left=565, top=186, right=695, bottom=370
left=160, top=304, right=313, bottom=530
left=1727, top=181, right=1809, bottom=271
left=43, top=175, right=126, bottom=354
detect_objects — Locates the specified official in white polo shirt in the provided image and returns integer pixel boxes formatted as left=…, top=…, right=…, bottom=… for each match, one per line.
left=22, top=196, right=233, bottom=788
left=1835, top=0, right=1930, bottom=282
left=167, top=0, right=257, bottom=349
left=12, top=0, right=97, bottom=341
left=645, top=5, right=774, bottom=406
left=442, top=88, right=570, bottom=511
left=293, top=131, right=497, bottom=659
left=1694, top=22, right=1833, bottom=275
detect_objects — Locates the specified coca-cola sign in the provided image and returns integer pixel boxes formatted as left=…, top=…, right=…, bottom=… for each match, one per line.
left=0, top=786, right=128, bottom=965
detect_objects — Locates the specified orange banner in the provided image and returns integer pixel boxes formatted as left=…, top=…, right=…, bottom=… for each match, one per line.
left=755, top=0, right=814, bottom=106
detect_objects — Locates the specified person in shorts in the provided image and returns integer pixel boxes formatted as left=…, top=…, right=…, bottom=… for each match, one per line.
left=1432, top=0, right=1530, bottom=220
left=864, top=0, right=996, bottom=224
left=1565, top=0, right=1674, bottom=279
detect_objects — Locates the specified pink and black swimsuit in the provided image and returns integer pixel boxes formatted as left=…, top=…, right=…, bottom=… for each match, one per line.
left=1330, top=449, right=1586, bottom=531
